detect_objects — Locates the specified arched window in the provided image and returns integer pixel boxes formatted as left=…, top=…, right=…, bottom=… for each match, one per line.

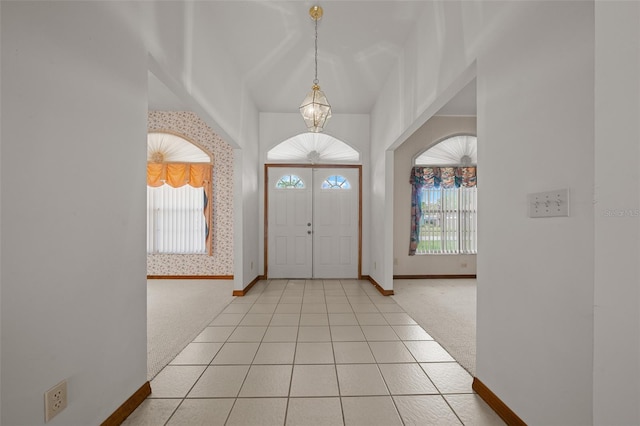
left=146, top=132, right=212, bottom=254
left=267, top=133, right=360, bottom=163
left=275, top=175, right=305, bottom=189
left=415, top=134, right=477, bottom=166
left=410, top=135, right=477, bottom=255
left=321, top=175, right=351, bottom=189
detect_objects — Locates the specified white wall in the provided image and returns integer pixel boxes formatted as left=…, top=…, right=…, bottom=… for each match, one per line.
left=186, top=2, right=261, bottom=291
left=370, top=1, right=482, bottom=290
left=127, top=1, right=254, bottom=149
left=476, top=2, right=595, bottom=424
left=593, top=2, right=640, bottom=424
left=122, top=1, right=262, bottom=291
left=371, top=1, right=597, bottom=424
left=258, top=113, right=370, bottom=277
left=1, top=2, right=148, bottom=424
left=0, top=1, right=264, bottom=424
left=393, top=116, right=477, bottom=276
left=0, top=2, right=3, bottom=420
left=241, top=110, right=260, bottom=287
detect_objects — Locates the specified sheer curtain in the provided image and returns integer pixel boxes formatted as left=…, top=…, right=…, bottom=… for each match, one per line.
left=147, top=185, right=207, bottom=254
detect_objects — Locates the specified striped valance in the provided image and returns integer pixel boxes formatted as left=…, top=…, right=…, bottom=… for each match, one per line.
left=147, top=163, right=211, bottom=188
left=409, top=166, right=477, bottom=189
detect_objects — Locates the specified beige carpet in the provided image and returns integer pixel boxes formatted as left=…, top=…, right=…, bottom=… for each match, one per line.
left=392, top=278, right=477, bottom=375
left=147, top=279, right=234, bottom=379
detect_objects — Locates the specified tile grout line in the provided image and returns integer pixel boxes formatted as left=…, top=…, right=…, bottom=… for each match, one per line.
left=283, top=278, right=305, bottom=426
left=335, top=280, right=347, bottom=426
left=222, top=290, right=259, bottom=426
left=224, top=282, right=273, bottom=425
left=141, top=278, right=482, bottom=425
left=360, top=286, right=407, bottom=425
left=163, top=292, right=255, bottom=426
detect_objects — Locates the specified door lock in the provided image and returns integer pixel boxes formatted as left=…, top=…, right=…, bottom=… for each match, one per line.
left=307, top=223, right=312, bottom=226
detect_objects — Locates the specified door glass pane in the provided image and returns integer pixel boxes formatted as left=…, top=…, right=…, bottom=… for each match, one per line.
left=321, top=175, right=351, bottom=189
left=276, top=174, right=305, bottom=189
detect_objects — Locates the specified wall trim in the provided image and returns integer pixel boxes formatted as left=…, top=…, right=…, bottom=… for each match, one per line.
left=393, top=274, right=476, bottom=279
left=147, top=275, right=234, bottom=280
left=472, top=377, right=527, bottom=426
left=233, top=275, right=265, bottom=296
left=362, top=275, right=394, bottom=296
left=101, top=381, right=151, bottom=426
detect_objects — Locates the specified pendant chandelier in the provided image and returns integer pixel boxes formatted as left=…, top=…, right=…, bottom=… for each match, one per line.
left=299, top=5, right=332, bottom=133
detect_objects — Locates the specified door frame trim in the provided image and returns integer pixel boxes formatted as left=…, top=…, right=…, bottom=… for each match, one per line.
left=264, top=164, right=363, bottom=280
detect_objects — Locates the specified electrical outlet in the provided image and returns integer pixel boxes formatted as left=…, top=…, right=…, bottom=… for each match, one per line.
left=45, top=380, right=67, bottom=422
left=393, top=258, right=398, bottom=266
left=374, top=261, right=377, bottom=270
left=250, top=261, right=254, bottom=270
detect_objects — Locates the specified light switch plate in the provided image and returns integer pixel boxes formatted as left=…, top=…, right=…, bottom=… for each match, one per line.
left=528, top=189, right=569, bottom=218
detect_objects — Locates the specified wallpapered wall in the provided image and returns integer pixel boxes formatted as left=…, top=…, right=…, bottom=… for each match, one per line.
left=147, top=111, right=234, bottom=276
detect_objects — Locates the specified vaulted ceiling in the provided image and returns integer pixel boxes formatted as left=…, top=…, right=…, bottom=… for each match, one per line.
left=147, top=1, right=476, bottom=116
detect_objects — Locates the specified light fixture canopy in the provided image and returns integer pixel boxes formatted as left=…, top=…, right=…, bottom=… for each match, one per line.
left=299, top=5, right=332, bottom=133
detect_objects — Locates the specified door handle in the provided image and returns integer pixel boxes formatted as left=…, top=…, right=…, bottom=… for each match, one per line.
left=307, top=223, right=312, bottom=226
left=307, top=230, right=312, bottom=235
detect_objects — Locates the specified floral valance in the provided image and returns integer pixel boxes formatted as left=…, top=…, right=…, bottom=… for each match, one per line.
left=409, top=166, right=477, bottom=189
left=147, top=163, right=212, bottom=188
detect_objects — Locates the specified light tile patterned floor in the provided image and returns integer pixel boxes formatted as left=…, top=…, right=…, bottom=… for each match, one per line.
left=124, top=279, right=504, bottom=425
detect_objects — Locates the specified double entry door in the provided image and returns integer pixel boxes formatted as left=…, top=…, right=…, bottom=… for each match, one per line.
left=267, top=166, right=360, bottom=279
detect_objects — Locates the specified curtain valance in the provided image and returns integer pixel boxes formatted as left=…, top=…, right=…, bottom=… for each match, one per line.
left=147, top=162, right=213, bottom=255
left=147, top=163, right=212, bottom=188
left=409, top=166, right=477, bottom=189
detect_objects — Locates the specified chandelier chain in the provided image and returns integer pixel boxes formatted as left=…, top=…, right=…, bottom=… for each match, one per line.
left=314, top=15, right=319, bottom=85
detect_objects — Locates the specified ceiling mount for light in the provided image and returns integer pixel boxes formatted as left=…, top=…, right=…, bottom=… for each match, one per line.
left=299, top=5, right=332, bottom=133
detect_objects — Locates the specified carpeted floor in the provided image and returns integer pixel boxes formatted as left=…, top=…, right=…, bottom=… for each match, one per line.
left=391, top=278, right=477, bottom=375
left=147, top=279, right=234, bottom=380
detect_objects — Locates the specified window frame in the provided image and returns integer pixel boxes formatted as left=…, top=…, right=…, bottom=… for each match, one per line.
left=146, top=131, right=213, bottom=256
left=412, top=134, right=477, bottom=256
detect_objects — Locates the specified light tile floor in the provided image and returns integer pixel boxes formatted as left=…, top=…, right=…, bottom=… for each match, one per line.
left=124, top=279, right=504, bottom=425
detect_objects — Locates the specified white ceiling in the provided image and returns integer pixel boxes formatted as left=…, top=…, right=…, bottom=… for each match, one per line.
left=148, top=1, right=476, bottom=116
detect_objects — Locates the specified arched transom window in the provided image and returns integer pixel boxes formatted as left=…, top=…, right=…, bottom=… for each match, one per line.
left=415, top=134, right=477, bottom=166
left=268, top=133, right=359, bottom=163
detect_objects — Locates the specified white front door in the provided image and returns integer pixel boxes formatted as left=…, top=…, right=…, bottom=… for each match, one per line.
left=312, top=168, right=359, bottom=278
left=267, top=167, right=360, bottom=279
left=267, top=168, right=313, bottom=278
